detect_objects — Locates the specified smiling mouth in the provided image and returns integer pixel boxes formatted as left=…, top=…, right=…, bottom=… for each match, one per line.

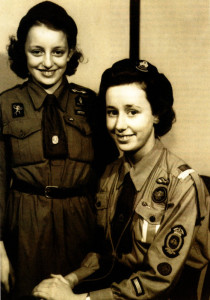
left=116, top=134, right=135, bottom=142
left=38, top=70, right=57, bottom=77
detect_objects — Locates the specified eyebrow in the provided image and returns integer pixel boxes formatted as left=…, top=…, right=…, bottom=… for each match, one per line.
left=106, top=105, right=142, bottom=109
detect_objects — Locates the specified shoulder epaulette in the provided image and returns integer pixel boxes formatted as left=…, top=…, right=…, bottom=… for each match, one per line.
left=178, top=164, right=195, bottom=180
left=69, top=83, right=95, bottom=95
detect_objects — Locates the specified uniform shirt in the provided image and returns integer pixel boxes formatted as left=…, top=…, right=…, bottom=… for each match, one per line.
left=0, top=77, right=99, bottom=298
left=81, top=139, right=210, bottom=300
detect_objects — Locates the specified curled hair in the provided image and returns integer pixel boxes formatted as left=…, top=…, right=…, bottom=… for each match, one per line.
left=99, top=59, right=176, bottom=137
left=7, top=1, right=83, bottom=78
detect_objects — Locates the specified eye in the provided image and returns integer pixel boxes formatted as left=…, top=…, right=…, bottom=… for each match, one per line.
left=127, top=109, right=139, bottom=116
left=53, top=49, right=65, bottom=57
left=106, top=109, right=118, bottom=117
left=30, top=49, right=43, bottom=56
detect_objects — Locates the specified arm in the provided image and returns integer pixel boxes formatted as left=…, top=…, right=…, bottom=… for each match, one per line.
left=89, top=179, right=203, bottom=300
left=0, top=106, right=15, bottom=292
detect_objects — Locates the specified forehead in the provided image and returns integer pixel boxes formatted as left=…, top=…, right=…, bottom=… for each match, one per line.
left=26, top=24, right=68, bottom=45
left=106, top=83, right=148, bottom=106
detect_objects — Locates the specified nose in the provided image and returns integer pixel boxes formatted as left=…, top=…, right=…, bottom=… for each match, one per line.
left=115, top=113, right=127, bottom=132
left=42, top=53, right=53, bottom=69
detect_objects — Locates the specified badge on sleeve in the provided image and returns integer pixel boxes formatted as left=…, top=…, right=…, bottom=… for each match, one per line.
left=12, top=103, right=24, bottom=118
left=156, top=177, right=170, bottom=186
left=152, top=187, right=167, bottom=203
left=157, top=262, right=172, bottom=276
left=131, top=277, right=144, bottom=296
left=75, top=96, right=84, bottom=107
left=163, top=225, right=186, bottom=258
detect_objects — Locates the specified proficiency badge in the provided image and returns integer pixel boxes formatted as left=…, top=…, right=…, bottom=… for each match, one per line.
left=75, top=109, right=86, bottom=116
left=52, top=135, right=59, bottom=144
left=12, top=103, right=24, bottom=118
left=75, top=96, right=84, bottom=106
left=157, top=262, right=172, bottom=276
left=131, top=277, right=144, bottom=296
left=156, top=177, right=170, bottom=186
left=152, top=187, right=167, bottom=203
left=163, top=225, right=186, bottom=258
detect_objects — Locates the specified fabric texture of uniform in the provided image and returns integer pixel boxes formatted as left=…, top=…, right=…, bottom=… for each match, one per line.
left=77, top=140, right=210, bottom=300
left=0, top=77, right=100, bottom=298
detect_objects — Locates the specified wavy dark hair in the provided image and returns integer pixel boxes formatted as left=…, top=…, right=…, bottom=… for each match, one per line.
left=98, top=58, right=176, bottom=137
left=7, top=1, right=83, bottom=79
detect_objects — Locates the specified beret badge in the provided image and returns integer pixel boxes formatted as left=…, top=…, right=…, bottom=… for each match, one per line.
left=136, top=60, right=149, bottom=72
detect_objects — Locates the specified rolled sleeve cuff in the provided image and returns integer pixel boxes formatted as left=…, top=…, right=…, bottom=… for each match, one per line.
left=90, top=288, right=114, bottom=300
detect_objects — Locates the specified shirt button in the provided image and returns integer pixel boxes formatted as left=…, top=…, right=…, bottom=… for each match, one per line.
left=119, top=214, right=124, bottom=222
left=69, top=117, right=74, bottom=121
left=96, top=201, right=101, bottom=207
left=19, top=130, right=24, bottom=137
left=149, top=215, right=156, bottom=222
left=142, top=201, right=148, bottom=206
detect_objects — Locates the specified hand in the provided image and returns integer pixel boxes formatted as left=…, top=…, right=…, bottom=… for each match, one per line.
left=32, top=275, right=87, bottom=300
left=0, top=241, right=15, bottom=293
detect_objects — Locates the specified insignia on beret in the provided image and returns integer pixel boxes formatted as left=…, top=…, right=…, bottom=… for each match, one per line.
left=131, top=277, right=144, bottom=296
left=12, top=103, right=24, bottom=118
left=163, top=225, right=186, bottom=258
left=156, top=177, right=170, bottom=186
left=157, top=262, right=172, bottom=276
left=136, top=60, right=149, bottom=72
left=152, top=187, right=167, bottom=203
left=75, top=96, right=84, bottom=106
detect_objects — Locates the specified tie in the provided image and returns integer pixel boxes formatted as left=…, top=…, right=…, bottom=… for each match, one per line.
left=42, top=94, right=68, bottom=159
left=111, top=172, right=136, bottom=255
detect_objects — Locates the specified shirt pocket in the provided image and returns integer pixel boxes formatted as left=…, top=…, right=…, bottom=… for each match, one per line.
left=134, top=200, right=165, bottom=244
left=64, top=115, right=94, bottom=162
left=95, top=192, right=108, bottom=228
left=3, top=118, right=44, bottom=166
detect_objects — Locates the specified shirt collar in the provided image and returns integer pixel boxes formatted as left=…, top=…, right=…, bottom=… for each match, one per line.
left=117, top=139, right=165, bottom=191
left=27, top=77, right=69, bottom=111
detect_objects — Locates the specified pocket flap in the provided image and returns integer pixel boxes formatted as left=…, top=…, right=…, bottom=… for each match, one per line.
left=64, top=115, right=92, bottom=136
left=135, top=200, right=164, bottom=225
left=3, top=119, right=41, bottom=138
left=95, top=192, right=108, bottom=210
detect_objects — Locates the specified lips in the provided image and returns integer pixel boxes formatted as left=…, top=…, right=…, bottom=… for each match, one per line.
left=116, top=134, right=135, bottom=142
left=38, top=69, right=57, bottom=77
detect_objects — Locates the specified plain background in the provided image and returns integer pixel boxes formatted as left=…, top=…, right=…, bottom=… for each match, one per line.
left=0, top=0, right=210, bottom=175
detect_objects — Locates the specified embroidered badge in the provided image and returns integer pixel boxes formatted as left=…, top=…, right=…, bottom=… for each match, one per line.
left=12, top=103, right=24, bottom=118
left=131, top=277, right=144, bottom=296
left=75, top=96, right=84, bottom=107
left=136, top=60, right=149, bottom=72
left=157, top=262, right=172, bottom=276
left=156, top=177, right=170, bottom=186
left=163, top=225, right=187, bottom=258
left=152, top=187, right=167, bottom=203
left=71, top=88, right=87, bottom=94
left=75, top=109, right=86, bottom=116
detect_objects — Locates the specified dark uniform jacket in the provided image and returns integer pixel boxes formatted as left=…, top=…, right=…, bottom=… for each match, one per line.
left=0, top=78, right=100, bottom=298
left=77, top=140, right=210, bottom=300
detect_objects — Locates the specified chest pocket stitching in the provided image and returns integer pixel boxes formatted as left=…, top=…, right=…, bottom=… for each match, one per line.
left=135, top=200, right=164, bottom=225
left=64, top=115, right=92, bottom=136
left=3, top=119, right=42, bottom=138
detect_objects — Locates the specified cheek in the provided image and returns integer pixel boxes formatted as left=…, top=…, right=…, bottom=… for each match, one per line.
left=106, top=117, right=115, bottom=132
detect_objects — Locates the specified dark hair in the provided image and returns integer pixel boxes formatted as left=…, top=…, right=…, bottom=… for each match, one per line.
left=99, top=58, right=176, bottom=137
left=7, top=1, right=83, bottom=78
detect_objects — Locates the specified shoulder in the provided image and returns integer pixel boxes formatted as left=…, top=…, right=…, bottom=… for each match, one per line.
left=0, top=81, right=28, bottom=101
left=99, top=157, right=123, bottom=190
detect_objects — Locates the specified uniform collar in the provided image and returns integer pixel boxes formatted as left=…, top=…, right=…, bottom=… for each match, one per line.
left=27, top=77, right=69, bottom=111
left=117, top=139, right=165, bottom=191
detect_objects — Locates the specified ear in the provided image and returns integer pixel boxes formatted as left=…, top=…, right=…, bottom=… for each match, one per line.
left=67, top=49, right=73, bottom=62
left=153, top=116, right=159, bottom=124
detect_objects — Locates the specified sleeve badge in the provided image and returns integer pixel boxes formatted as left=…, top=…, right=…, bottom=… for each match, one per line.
left=162, top=225, right=187, bottom=258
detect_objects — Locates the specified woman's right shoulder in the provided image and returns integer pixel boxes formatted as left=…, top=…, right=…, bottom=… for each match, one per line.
left=0, top=81, right=28, bottom=99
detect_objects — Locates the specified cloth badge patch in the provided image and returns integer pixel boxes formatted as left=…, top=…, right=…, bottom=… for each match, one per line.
left=157, top=262, right=172, bottom=276
left=152, top=187, right=167, bottom=203
left=75, top=96, right=84, bottom=106
left=156, top=177, right=170, bottom=186
left=131, top=277, right=144, bottom=296
left=12, top=103, right=24, bottom=118
left=163, top=225, right=186, bottom=258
